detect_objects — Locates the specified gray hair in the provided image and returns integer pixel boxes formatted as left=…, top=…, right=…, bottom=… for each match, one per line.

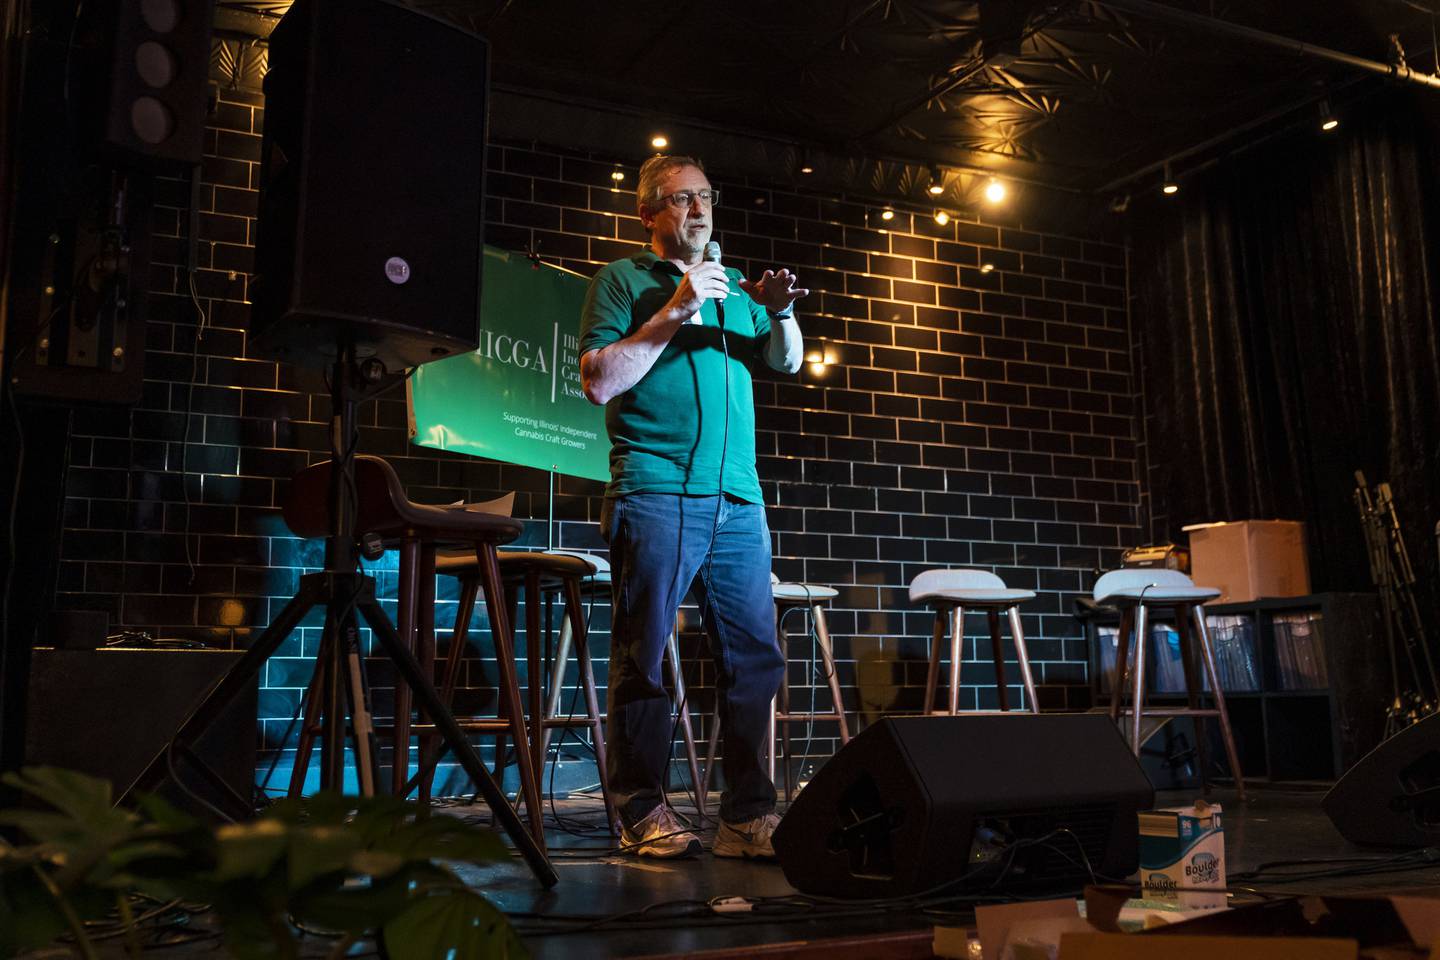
left=635, top=154, right=705, bottom=218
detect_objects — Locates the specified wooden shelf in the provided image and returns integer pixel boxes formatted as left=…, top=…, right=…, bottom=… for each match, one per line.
left=1083, top=592, right=1385, bottom=782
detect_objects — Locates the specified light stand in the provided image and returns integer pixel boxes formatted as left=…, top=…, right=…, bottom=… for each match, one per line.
left=123, top=345, right=557, bottom=888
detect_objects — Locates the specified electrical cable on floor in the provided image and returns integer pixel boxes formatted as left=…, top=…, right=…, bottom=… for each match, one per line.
left=55, top=895, right=219, bottom=949
left=1231, top=847, right=1440, bottom=884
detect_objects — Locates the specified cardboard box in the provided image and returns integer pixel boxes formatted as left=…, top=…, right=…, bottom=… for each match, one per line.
left=1138, top=802, right=1225, bottom=903
left=1183, top=520, right=1310, bottom=604
left=1057, top=932, right=1356, bottom=959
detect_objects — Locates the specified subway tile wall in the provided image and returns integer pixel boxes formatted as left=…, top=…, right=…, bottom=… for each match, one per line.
left=54, top=88, right=1139, bottom=795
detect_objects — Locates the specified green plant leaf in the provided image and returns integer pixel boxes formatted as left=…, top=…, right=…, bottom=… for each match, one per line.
left=90, top=839, right=193, bottom=892
left=291, top=792, right=356, bottom=827
left=132, top=792, right=201, bottom=832
left=287, top=825, right=360, bottom=890
left=370, top=814, right=508, bottom=865
left=343, top=794, right=415, bottom=843
left=215, top=898, right=300, bottom=960
left=0, top=808, right=135, bottom=847
left=291, top=871, right=409, bottom=934
left=2, top=768, right=132, bottom=829
left=214, top=819, right=289, bottom=881
left=348, top=849, right=406, bottom=878
left=258, top=794, right=308, bottom=824
left=0, top=870, right=68, bottom=955
left=383, top=889, right=528, bottom=960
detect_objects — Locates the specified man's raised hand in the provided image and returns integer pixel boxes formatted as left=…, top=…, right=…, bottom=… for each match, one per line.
left=740, top=268, right=809, bottom=314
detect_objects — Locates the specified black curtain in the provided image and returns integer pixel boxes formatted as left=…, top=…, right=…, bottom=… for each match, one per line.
left=1131, top=90, right=1440, bottom=608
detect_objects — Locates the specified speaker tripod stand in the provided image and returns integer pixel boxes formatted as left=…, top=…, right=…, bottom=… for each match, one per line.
left=122, top=346, right=557, bottom=888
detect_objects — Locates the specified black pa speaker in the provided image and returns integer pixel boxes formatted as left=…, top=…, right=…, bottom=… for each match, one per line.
left=1323, top=714, right=1440, bottom=847
left=102, top=0, right=214, bottom=168
left=23, top=648, right=257, bottom=812
left=772, top=715, right=1155, bottom=899
left=252, top=0, right=488, bottom=372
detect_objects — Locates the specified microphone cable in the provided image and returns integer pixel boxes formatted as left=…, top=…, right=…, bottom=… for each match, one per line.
left=691, top=246, right=730, bottom=817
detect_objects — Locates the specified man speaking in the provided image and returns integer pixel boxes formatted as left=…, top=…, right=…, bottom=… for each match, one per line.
left=579, top=155, right=808, bottom=859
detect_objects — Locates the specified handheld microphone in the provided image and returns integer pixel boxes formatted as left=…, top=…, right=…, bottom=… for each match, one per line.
left=703, top=241, right=725, bottom=327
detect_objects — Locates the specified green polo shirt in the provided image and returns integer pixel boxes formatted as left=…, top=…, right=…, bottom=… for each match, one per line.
left=579, top=249, right=773, bottom=502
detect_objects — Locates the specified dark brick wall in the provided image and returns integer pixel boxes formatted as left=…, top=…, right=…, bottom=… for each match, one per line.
left=52, top=86, right=1139, bottom=794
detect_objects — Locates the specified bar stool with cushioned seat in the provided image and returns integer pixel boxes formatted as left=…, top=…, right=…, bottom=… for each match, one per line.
left=280, top=456, right=544, bottom=840
left=699, top=573, right=850, bottom=807
left=421, top=549, right=619, bottom=837
left=1095, top=568, right=1246, bottom=799
left=909, top=568, right=1040, bottom=714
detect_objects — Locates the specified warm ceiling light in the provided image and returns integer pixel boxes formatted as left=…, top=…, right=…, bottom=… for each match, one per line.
left=798, top=147, right=814, bottom=174
left=934, top=209, right=950, bottom=225
left=979, top=262, right=995, bottom=274
left=983, top=178, right=1007, bottom=204
left=651, top=134, right=668, bottom=149
left=1320, top=99, right=1339, bottom=132
left=610, top=167, right=625, bottom=181
left=880, top=207, right=895, bottom=221
left=927, top=164, right=944, bottom=195
left=805, top=350, right=823, bottom=364
left=1162, top=162, right=1179, bottom=195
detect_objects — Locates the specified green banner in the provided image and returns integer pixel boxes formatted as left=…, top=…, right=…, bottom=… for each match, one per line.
left=408, top=246, right=610, bottom=482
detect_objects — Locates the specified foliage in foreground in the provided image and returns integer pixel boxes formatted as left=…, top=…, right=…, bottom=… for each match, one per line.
left=0, top=767, right=527, bottom=959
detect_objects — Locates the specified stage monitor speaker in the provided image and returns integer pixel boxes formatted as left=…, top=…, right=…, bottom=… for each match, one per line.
left=23, top=648, right=257, bottom=812
left=252, top=0, right=488, bottom=372
left=1323, top=713, right=1440, bottom=847
left=771, top=715, right=1155, bottom=899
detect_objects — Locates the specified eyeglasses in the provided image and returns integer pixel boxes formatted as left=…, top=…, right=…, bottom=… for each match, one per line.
left=658, top=189, right=720, bottom=209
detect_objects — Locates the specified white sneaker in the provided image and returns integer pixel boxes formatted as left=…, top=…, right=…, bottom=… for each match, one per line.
left=619, top=804, right=703, bottom=859
left=712, top=811, right=780, bottom=860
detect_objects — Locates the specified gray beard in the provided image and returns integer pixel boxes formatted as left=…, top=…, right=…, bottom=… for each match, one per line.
left=675, top=236, right=704, bottom=260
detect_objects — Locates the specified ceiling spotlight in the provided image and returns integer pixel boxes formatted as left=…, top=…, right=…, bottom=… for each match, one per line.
left=1161, top=162, right=1179, bottom=196
left=651, top=134, right=669, bottom=149
left=798, top=147, right=815, bottom=175
left=1320, top=99, right=1339, bottom=132
left=979, top=262, right=995, bottom=274
left=983, top=177, right=1007, bottom=204
left=927, top=164, right=944, bottom=196
left=934, top=209, right=950, bottom=226
left=610, top=166, right=625, bottom=182
left=880, top=207, right=895, bottom=221
left=805, top=349, right=823, bottom=364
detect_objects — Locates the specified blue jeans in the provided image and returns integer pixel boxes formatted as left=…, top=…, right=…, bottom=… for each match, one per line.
left=602, top=493, right=784, bottom=825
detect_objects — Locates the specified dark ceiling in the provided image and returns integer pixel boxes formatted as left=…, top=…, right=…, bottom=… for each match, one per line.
left=424, top=1, right=1439, bottom=189
left=218, top=0, right=1440, bottom=203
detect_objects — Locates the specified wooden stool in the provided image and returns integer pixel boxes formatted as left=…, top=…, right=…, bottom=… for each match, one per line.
left=280, top=456, right=543, bottom=840
left=699, top=575, right=849, bottom=807
left=910, top=568, right=1040, bottom=714
left=422, top=549, right=619, bottom=838
left=530, top=554, right=705, bottom=810
left=1096, top=568, right=1246, bottom=799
